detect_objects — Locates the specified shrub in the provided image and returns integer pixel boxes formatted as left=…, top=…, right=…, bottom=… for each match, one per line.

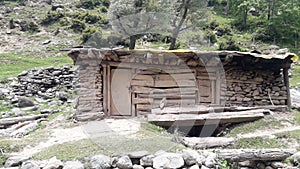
left=59, top=17, right=70, bottom=26
left=41, top=11, right=64, bottom=25
left=76, top=0, right=109, bottom=9
left=206, top=20, right=219, bottom=30
left=81, top=27, right=100, bottom=43
left=219, top=36, right=241, bottom=51
left=215, top=24, right=232, bottom=36
left=70, top=19, right=86, bottom=33
left=19, top=21, right=39, bottom=32
left=205, top=30, right=218, bottom=44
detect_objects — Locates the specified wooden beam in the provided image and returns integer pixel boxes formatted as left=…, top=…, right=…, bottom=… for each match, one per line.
left=217, top=149, right=297, bottom=162
left=283, top=68, right=291, bottom=108
left=102, top=65, right=108, bottom=115
left=148, top=109, right=272, bottom=126
left=107, top=65, right=111, bottom=116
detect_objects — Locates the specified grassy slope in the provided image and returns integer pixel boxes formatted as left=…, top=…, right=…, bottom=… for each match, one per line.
left=0, top=53, right=72, bottom=81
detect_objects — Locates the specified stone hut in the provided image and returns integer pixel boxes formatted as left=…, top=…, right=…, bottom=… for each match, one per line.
left=68, top=48, right=298, bottom=123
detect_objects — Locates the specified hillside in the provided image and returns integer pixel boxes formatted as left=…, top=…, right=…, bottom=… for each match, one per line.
left=0, top=0, right=299, bottom=57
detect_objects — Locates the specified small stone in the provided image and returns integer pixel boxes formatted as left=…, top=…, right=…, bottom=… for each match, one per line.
left=10, top=121, right=39, bottom=138
left=272, top=86, right=280, bottom=92
left=140, top=155, right=154, bottom=167
left=90, top=154, right=111, bottom=169
left=63, top=160, right=84, bottom=169
left=239, top=160, right=255, bottom=167
left=116, top=156, right=133, bottom=169
left=256, top=162, right=265, bottom=169
left=153, top=153, right=184, bottom=169
left=43, top=156, right=63, bottom=169
left=56, top=92, right=68, bottom=102
left=11, top=107, right=27, bottom=116
left=265, top=166, right=273, bottom=169
left=21, top=160, right=39, bottom=169
left=5, top=156, right=30, bottom=167
left=271, top=161, right=285, bottom=168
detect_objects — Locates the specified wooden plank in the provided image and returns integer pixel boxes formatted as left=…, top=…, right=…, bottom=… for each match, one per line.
left=131, top=86, right=198, bottom=94
left=148, top=109, right=272, bottom=126
left=132, top=98, right=153, bottom=104
left=137, top=104, right=152, bottom=111
left=138, top=93, right=197, bottom=99
left=153, top=99, right=196, bottom=107
left=182, top=137, right=235, bottom=149
left=131, top=79, right=196, bottom=87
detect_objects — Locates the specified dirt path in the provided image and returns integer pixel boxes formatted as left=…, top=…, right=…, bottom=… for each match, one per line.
left=10, top=119, right=141, bottom=157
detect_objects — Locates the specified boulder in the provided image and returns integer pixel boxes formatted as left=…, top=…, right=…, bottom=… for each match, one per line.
left=63, top=160, right=84, bottom=169
left=17, top=97, right=35, bottom=108
left=43, top=156, right=63, bottom=169
left=153, top=153, right=184, bottom=169
left=182, top=149, right=200, bottom=166
left=5, top=156, right=30, bottom=167
left=140, top=155, right=154, bottom=167
left=116, top=156, right=133, bottom=169
left=21, top=160, right=39, bottom=169
left=290, top=152, right=300, bottom=165
left=90, top=154, right=111, bottom=169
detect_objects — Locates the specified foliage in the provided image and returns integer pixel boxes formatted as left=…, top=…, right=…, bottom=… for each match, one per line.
left=41, top=11, right=64, bottom=25
left=71, top=12, right=101, bottom=24
left=76, top=0, right=110, bottom=9
left=70, top=19, right=86, bottom=33
left=215, top=24, right=232, bottom=36
left=219, top=36, right=241, bottom=51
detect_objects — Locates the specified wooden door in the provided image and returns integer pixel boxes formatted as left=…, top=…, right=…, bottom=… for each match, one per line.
left=110, top=68, right=132, bottom=116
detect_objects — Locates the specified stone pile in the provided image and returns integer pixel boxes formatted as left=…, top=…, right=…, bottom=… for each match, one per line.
left=0, top=66, right=78, bottom=137
left=225, top=69, right=288, bottom=107
left=10, top=65, right=77, bottom=99
left=4, top=150, right=300, bottom=169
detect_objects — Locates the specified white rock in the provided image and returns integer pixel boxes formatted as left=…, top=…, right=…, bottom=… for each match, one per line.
left=90, top=154, right=111, bottom=169
left=43, top=156, right=63, bottom=169
left=63, top=160, right=84, bottom=169
left=153, top=153, right=184, bottom=169
left=116, top=156, right=132, bottom=169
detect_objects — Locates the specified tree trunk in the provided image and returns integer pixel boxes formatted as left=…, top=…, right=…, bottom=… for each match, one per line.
left=169, top=28, right=180, bottom=50
left=129, top=35, right=137, bottom=50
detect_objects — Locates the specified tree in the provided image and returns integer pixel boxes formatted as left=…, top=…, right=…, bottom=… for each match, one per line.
left=108, top=0, right=173, bottom=49
left=168, top=0, right=208, bottom=50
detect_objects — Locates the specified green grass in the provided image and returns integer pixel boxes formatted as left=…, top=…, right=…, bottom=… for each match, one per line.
left=228, top=137, right=285, bottom=149
left=291, top=64, right=300, bottom=87
left=0, top=53, right=72, bottom=81
left=226, top=117, right=286, bottom=137
left=276, top=130, right=300, bottom=145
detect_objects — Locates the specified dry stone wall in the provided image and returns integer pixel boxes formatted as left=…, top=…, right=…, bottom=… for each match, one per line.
left=224, top=67, right=288, bottom=107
